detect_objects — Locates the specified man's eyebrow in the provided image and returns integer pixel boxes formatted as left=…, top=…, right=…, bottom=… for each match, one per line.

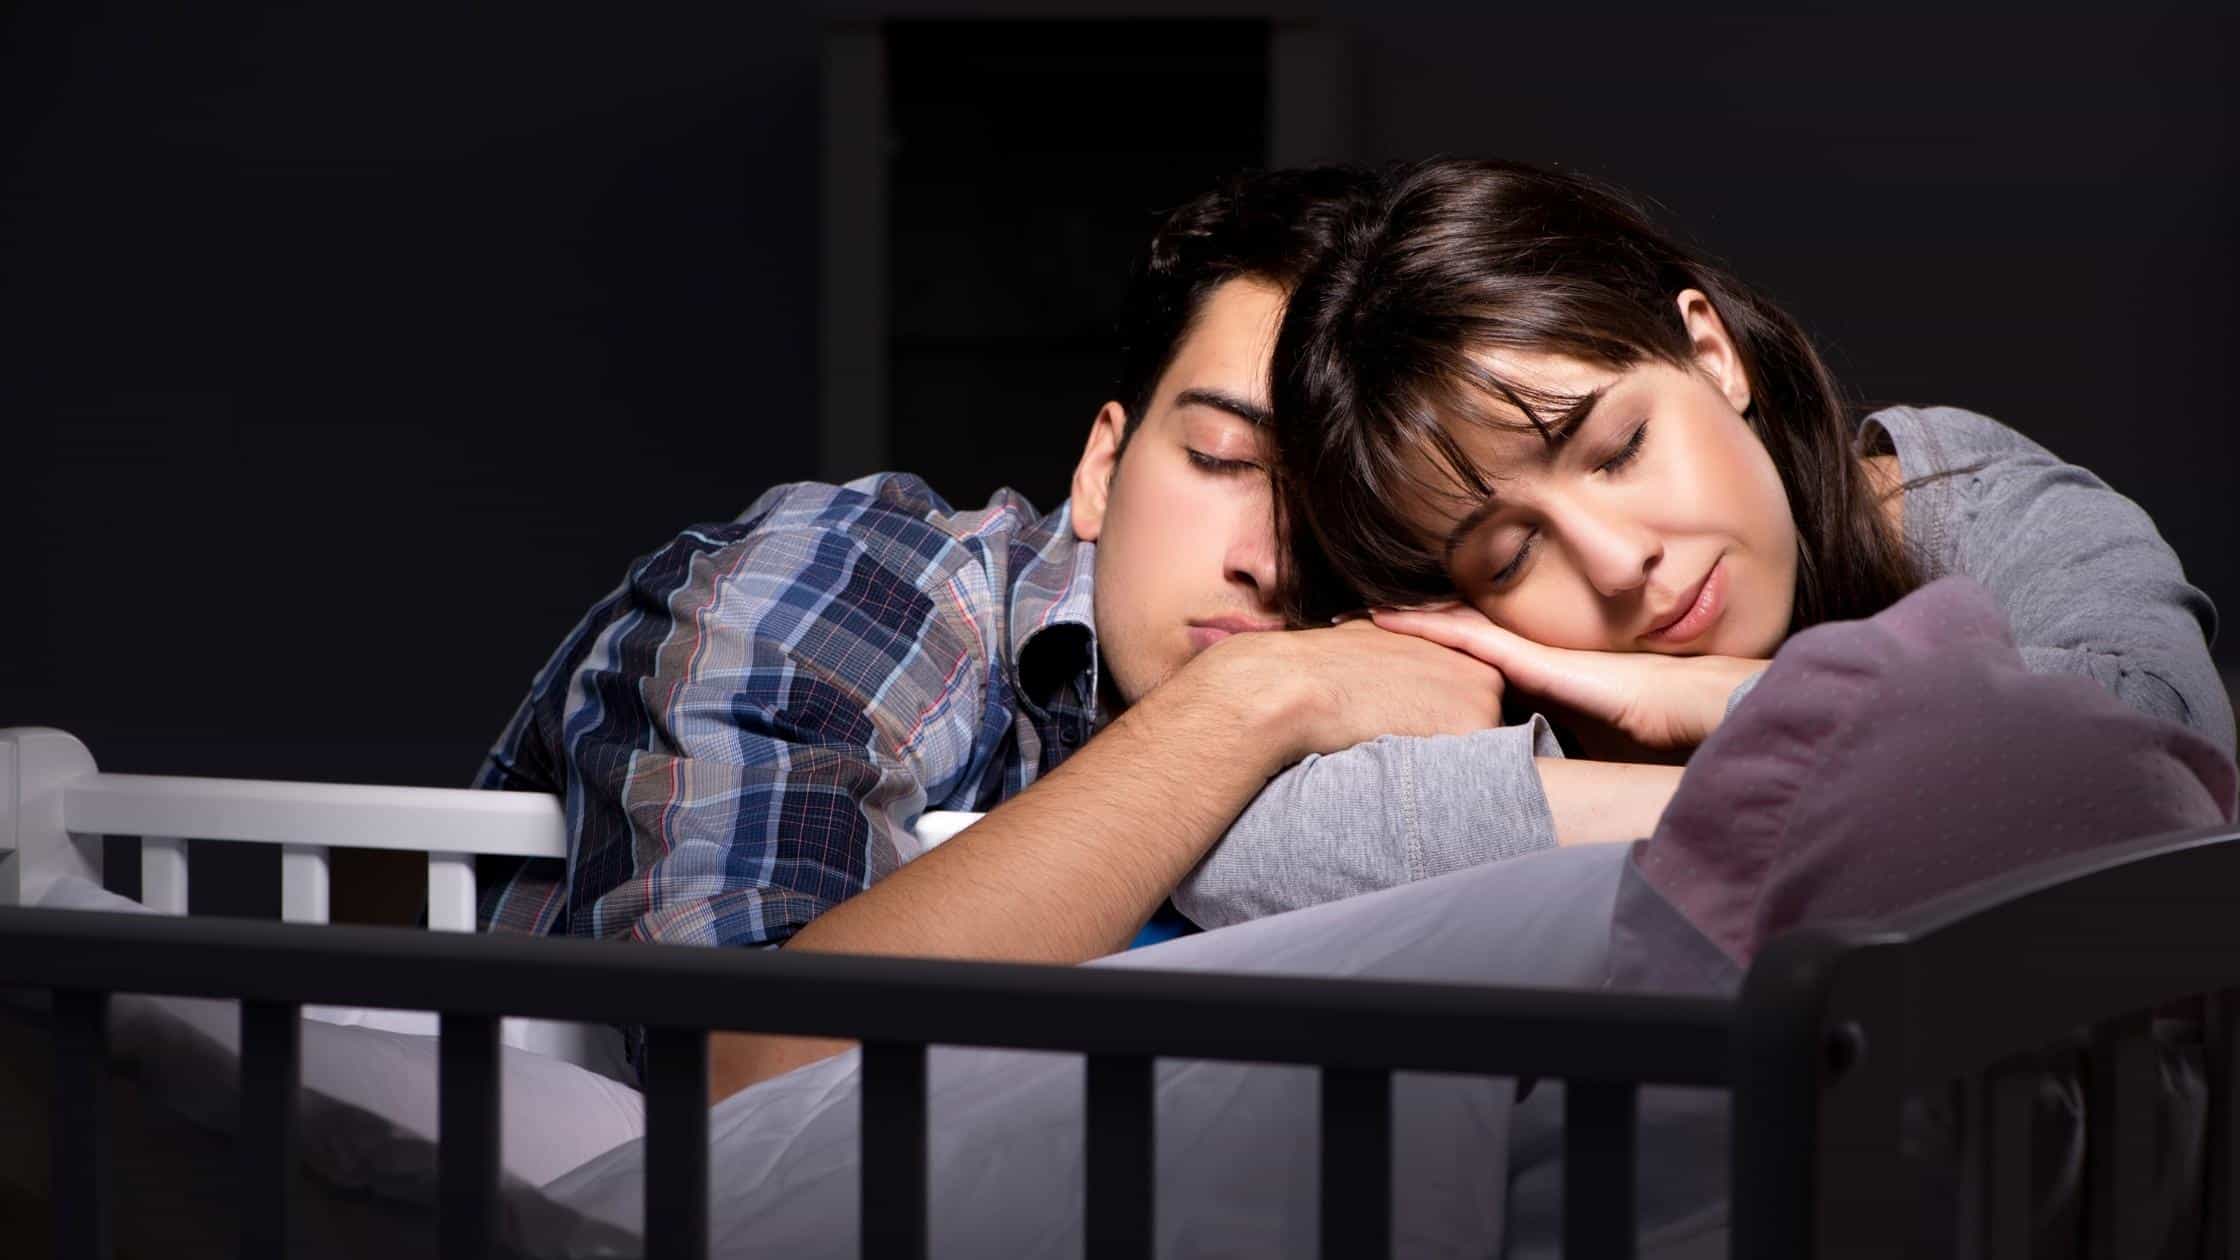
left=1438, top=386, right=1608, bottom=566
left=1172, top=387, right=1272, bottom=427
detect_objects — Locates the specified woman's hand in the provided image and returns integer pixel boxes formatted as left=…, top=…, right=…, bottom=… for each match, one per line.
left=1368, top=603, right=1765, bottom=760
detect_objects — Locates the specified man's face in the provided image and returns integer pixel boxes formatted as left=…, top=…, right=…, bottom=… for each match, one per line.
left=1072, top=277, right=1289, bottom=708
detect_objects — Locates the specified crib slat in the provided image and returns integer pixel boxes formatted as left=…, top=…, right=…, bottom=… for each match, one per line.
left=53, top=989, right=110, bottom=1260
left=644, top=1027, right=710, bottom=1260
left=280, top=844, right=330, bottom=924
left=440, top=1013, right=501, bottom=1260
left=240, top=999, right=300, bottom=1260
left=139, top=835, right=188, bottom=914
left=1320, top=1067, right=1391, bottom=1260
left=1970, top=1058, right=2037, bottom=1260
left=1085, top=1053, right=1155, bottom=1260
left=862, top=1040, right=928, bottom=1260
left=428, top=851, right=478, bottom=932
left=2205, top=990, right=2237, bottom=1260
left=1564, top=1081, right=1637, bottom=1260
left=2085, top=1013, right=2154, bottom=1260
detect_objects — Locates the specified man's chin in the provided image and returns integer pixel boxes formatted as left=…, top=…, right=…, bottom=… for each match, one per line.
left=1102, top=652, right=1187, bottom=715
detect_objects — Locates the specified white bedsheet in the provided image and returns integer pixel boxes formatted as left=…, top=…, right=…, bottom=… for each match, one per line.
left=520, top=841, right=1713, bottom=1259
left=8, top=842, right=1733, bottom=1258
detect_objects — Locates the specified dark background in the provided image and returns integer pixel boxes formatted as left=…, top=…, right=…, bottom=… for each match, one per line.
left=5, top=3, right=2235, bottom=915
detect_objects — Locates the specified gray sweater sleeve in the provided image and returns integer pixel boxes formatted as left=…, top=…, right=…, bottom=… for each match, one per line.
left=1873, top=406, right=2235, bottom=757
left=1170, top=715, right=1563, bottom=930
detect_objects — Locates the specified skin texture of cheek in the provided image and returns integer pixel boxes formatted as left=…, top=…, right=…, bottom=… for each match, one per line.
left=1709, top=417, right=1801, bottom=658
left=1090, top=451, right=1237, bottom=708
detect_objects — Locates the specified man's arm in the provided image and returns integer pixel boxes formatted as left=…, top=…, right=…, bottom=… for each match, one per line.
left=709, top=620, right=1509, bottom=1101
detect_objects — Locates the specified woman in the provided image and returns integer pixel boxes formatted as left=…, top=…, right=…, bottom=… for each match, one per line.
left=1174, top=156, right=2233, bottom=928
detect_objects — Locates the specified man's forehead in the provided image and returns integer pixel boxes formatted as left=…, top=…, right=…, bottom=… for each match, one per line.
left=1158, top=277, right=1287, bottom=419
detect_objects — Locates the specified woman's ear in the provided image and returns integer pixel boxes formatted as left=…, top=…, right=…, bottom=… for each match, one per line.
left=1675, top=289, right=1753, bottom=415
left=1070, top=401, right=1129, bottom=543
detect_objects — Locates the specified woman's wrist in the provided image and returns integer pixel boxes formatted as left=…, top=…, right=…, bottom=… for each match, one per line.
left=1691, top=656, right=1770, bottom=741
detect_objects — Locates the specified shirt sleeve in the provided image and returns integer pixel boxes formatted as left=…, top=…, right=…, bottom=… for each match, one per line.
left=1170, top=715, right=1564, bottom=929
left=1943, top=423, right=2235, bottom=757
left=555, top=520, right=990, bottom=952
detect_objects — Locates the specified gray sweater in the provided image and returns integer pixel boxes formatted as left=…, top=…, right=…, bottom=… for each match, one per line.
left=1173, top=405, right=2235, bottom=929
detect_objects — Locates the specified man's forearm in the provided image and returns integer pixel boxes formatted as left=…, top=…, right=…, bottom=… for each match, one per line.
left=707, top=667, right=1301, bottom=1100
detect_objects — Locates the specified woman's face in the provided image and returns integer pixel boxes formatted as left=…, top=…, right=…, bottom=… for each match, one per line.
left=1403, top=294, right=1798, bottom=658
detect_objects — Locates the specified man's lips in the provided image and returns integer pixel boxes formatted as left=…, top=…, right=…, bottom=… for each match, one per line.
left=1188, top=616, right=1284, bottom=650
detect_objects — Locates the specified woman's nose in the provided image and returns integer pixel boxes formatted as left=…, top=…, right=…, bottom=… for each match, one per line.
left=1558, top=502, right=1661, bottom=599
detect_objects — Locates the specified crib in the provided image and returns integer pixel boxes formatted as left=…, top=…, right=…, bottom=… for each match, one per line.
left=2, top=723, right=2235, bottom=1259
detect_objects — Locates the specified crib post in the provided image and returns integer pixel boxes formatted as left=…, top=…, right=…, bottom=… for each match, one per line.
left=0, top=727, right=102, bottom=907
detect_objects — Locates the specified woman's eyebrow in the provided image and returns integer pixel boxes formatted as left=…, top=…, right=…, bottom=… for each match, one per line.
left=1437, top=387, right=1609, bottom=565
left=1172, top=387, right=1272, bottom=427
left=1442, top=495, right=1505, bottom=567
left=1544, top=386, right=1609, bottom=441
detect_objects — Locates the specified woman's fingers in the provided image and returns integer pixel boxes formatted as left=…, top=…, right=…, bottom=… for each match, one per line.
left=1370, top=606, right=1555, bottom=689
left=1371, top=605, right=1627, bottom=722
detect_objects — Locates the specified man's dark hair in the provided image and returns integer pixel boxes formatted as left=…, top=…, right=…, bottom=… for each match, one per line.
left=1111, top=165, right=1377, bottom=441
left=1272, top=157, right=1923, bottom=632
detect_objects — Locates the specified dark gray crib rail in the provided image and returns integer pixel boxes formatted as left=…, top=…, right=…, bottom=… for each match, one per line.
left=0, top=903, right=1728, bottom=1260
left=1734, top=822, right=2240, bottom=1260
left=4, top=820, right=2236, bottom=1260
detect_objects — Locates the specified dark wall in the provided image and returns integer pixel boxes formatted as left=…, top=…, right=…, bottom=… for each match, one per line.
left=1339, top=6, right=2240, bottom=656
left=3, top=3, right=824, bottom=790
left=7, top=3, right=2235, bottom=811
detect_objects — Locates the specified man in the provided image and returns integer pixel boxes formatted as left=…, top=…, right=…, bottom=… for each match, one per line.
left=474, top=167, right=1667, bottom=1105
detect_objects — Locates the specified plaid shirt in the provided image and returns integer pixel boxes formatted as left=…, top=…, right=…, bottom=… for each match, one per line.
left=472, top=474, right=1100, bottom=960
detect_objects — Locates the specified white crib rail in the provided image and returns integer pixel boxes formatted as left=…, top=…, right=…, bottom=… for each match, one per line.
left=2, top=727, right=564, bottom=926
left=1, top=725, right=979, bottom=1080
left=4, top=726, right=982, bottom=927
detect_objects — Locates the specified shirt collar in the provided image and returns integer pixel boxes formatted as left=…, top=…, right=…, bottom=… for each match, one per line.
left=1007, top=500, right=1100, bottom=711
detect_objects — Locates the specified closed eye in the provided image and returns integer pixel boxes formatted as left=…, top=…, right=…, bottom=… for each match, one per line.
left=1489, top=527, right=1537, bottom=588
left=1599, top=420, right=1649, bottom=474
left=1187, top=449, right=1262, bottom=475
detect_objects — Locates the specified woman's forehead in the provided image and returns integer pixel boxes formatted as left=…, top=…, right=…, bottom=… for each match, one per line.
left=1465, top=347, right=1622, bottom=425
left=1396, top=350, right=1633, bottom=526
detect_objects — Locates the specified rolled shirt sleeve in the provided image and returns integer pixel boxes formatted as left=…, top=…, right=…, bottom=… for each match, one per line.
left=556, top=520, right=991, bottom=953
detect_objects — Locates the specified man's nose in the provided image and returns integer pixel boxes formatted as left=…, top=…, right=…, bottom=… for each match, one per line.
left=1226, top=511, right=1280, bottom=603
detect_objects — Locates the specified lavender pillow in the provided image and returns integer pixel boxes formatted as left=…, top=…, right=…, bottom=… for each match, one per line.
left=1625, top=574, right=2236, bottom=975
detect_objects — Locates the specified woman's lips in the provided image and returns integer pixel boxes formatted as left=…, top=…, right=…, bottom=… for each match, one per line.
left=1645, top=559, right=1726, bottom=647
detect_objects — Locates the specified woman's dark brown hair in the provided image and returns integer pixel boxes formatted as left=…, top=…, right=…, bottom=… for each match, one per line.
left=1271, top=157, right=1919, bottom=633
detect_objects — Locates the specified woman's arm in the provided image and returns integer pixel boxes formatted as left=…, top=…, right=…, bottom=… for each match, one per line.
left=1171, top=719, right=1682, bottom=929
left=1928, top=409, right=2236, bottom=755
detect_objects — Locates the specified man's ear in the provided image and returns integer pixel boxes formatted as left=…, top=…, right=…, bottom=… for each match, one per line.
left=1675, top=289, right=1752, bottom=415
left=1070, top=401, right=1129, bottom=543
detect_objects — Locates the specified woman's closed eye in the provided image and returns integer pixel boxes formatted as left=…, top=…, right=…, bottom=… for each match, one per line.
left=1598, top=420, right=1649, bottom=474
left=1490, top=528, right=1537, bottom=587
left=1485, top=422, right=1649, bottom=587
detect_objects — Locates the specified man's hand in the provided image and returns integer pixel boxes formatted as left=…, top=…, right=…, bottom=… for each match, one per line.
left=706, top=618, right=1508, bottom=1103
left=1369, top=603, right=1763, bottom=759
left=1193, top=618, right=1508, bottom=764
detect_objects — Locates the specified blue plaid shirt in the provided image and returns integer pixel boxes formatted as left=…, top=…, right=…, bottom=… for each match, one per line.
left=472, top=474, right=1101, bottom=957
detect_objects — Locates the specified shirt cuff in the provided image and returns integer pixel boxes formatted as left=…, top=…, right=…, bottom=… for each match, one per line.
left=1400, top=712, right=1563, bottom=877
